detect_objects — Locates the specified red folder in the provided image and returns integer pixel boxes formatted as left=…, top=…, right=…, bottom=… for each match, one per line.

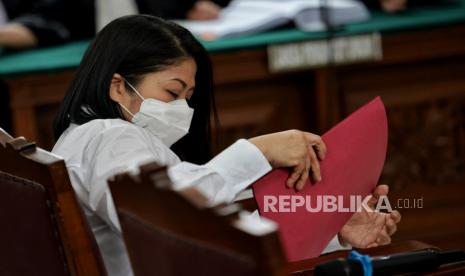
left=252, top=97, right=388, bottom=261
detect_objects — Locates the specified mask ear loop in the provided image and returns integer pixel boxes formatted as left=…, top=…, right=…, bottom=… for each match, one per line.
left=123, top=78, right=145, bottom=101
left=118, top=78, right=145, bottom=120
left=119, top=102, right=136, bottom=119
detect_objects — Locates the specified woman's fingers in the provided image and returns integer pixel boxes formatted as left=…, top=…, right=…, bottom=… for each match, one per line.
left=386, top=210, right=401, bottom=236
left=376, top=228, right=392, bottom=245
left=287, top=161, right=305, bottom=188
left=366, top=184, right=389, bottom=208
left=249, top=130, right=326, bottom=190
left=390, top=210, right=402, bottom=223
left=291, top=139, right=322, bottom=189
left=308, top=146, right=322, bottom=182
left=295, top=155, right=311, bottom=190
left=286, top=171, right=300, bottom=188
left=373, top=184, right=389, bottom=197
left=377, top=235, right=391, bottom=246
left=304, top=132, right=326, bottom=160
left=291, top=144, right=322, bottom=190
left=365, top=194, right=377, bottom=209
left=386, top=218, right=397, bottom=236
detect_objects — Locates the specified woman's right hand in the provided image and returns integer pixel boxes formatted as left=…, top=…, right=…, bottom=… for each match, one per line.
left=249, top=130, right=326, bottom=191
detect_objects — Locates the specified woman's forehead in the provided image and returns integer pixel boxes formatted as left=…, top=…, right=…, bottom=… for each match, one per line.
left=146, top=58, right=197, bottom=86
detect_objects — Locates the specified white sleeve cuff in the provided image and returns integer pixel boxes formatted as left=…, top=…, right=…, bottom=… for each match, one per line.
left=206, top=139, right=272, bottom=197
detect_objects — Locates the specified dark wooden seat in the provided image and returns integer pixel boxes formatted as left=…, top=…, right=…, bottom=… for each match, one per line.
left=109, top=162, right=288, bottom=276
left=0, top=128, right=107, bottom=276
left=0, top=169, right=69, bottom=275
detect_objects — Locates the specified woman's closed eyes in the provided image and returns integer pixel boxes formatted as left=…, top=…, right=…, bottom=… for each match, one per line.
left=166, top=89, right=180, bottom=99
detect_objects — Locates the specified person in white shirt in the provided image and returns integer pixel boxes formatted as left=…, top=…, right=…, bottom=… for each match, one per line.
left=52, top=15, right=401, bottom=276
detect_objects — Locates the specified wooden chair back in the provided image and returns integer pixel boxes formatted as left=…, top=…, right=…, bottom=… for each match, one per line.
left=0, top=128, right=107, bottom=276
left=109, top=162, right=288, bottom=276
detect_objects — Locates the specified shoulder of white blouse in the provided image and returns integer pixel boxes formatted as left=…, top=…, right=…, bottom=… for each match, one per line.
left=73, top=119, right=150, bottom=153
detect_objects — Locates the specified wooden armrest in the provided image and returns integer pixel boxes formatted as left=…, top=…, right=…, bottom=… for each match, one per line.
left=286, top=240, right=439, bottom=275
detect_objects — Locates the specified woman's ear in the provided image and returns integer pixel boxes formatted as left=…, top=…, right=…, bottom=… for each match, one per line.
left=109, top=73, right=126, bottom=103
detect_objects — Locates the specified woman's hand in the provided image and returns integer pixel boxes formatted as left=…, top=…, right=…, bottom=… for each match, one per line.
left=187, top=1, right=221, bottom=21
left=339, top=184, right=401, bottom=248
left=249, top=130, right=326, bottom=190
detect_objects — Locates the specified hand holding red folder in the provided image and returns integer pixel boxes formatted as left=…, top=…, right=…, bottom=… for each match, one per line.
left=252, top=97, right=389, bottom=261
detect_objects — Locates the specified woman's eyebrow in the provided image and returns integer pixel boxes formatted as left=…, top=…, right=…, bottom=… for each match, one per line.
left=169, top=78, right=187, bottom=89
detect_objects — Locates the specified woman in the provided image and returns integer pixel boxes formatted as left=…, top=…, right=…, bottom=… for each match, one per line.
left=53, top=15, right=400, bottom=276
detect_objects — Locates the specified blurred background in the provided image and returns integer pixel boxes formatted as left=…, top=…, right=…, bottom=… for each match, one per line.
left=0, top=0, right=464, bottom=253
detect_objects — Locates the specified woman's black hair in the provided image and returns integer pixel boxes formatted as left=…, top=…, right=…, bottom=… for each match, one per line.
left=53, top=14, right=219, bottom=164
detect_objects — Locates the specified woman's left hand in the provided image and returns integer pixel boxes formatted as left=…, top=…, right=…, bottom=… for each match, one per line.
left=338, top=184, right=401, bottom=248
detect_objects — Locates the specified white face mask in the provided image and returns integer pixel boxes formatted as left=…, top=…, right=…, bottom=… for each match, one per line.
left=119, top=80, right=194, bottom=147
